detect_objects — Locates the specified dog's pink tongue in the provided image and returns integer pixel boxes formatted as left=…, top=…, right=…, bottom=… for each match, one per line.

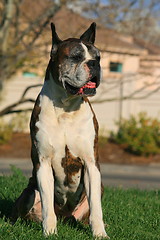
left=78, top=81, right=96, bottom=94
left=84, top=81, right=96, bottom=88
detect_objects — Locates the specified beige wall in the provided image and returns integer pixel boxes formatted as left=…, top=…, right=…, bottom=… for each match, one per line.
left=1, top=75, right=42, bottom=110
left=93, top=51, right=160, bottom=132
left=100, top=51, right=140, bottom=80
left=1, top=50, right=160, bottom=133
left=0, top=75, right=43, bottom=131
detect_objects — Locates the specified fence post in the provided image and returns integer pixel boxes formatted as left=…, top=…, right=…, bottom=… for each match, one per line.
left=119, top=77, right=123, bottom=126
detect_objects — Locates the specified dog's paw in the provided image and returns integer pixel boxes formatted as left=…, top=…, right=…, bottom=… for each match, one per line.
left=43, top=215, right=57, bottom=236
left=93, top=229, right=110, bottom=239
left=94, top=233, right=110, bottom=239
left=91, top=221, right=110, bottom=239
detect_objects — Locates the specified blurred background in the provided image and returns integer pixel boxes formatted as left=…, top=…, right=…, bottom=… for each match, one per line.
left=0, top=0, right=160, bottom=171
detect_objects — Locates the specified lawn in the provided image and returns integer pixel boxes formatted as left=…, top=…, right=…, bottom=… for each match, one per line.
left=0, top=167, right=160, bottom=240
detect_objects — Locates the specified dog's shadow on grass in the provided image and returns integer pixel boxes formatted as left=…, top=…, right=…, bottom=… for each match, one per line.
left=0, top=198, right=14, bottom=219
left=62, top=216, right=90, bottom=234
left=0, top=167, right=26, bottom=222
left=0, top=199, right=90, bottom=236
left=0, top=196, right=89, bottom=233
left=0, top=168, right=90, bottom=236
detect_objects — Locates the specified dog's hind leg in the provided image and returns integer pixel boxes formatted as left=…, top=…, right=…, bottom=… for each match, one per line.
left=72, top=196, right=89, bottom=223
left=11, top=177, right=42, bottom=223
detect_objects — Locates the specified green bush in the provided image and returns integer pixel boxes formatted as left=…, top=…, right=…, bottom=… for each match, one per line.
left=11, top=112, right=29, bottom=132
left=0, top=120, right=13, bottom=145
left=110, top=112, right=160, bottom=156
left=99, top=135, right=108, bottom=146
left=0, top=113, right=29, bottom=145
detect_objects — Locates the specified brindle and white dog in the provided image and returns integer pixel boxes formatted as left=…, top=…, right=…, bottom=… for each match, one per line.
left=12, top=22, right=109, bottom=239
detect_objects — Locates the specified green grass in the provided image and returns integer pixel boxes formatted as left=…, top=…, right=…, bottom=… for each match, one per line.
left=0, top=167, right=160, bottom=240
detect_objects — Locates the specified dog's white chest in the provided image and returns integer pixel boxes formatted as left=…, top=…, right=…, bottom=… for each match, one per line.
left=36, top=94, right=95, bottom=158
left=35, top=94, right=95, bottom=201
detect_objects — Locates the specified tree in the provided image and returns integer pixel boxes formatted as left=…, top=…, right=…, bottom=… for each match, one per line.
left=0, top=83, right=42, bottom=116
left=91, top=73, right=160, bottom=103
left=0, top=0, right=64, bottom=91
left=1, top=0, right=160, bottom=118
left=72, top=0, right=160, bottom=45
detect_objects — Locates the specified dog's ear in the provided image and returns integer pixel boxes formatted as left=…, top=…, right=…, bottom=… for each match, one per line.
left=50, top=23, right=62, bottom=56
left=80, top=22, right=96, bottom=44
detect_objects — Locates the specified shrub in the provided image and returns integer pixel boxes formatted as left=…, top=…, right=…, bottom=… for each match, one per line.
left=0, top=120, right=13, bottom=145
left=98, top=128, right=109, bottom=146
left=11, top=112, right=29, bottom=132
left=0, top=113, right=29, bottom=145
left=110, top=112, right=160, bottom=156
left=99, top=135, right=108, bottom=146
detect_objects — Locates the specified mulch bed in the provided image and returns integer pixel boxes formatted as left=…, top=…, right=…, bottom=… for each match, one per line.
left=0, top=133, right=160, bottom=165
left=0, top=133, right=31, bottom=159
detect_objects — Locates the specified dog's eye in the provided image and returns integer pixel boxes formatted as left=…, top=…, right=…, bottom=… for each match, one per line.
left=71, top=54, right=83, bottom=61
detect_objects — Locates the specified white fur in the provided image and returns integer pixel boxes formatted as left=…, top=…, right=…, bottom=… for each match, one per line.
left=37, top=159, right=57, bottom=236
left=84, top=161, right=108, bottom=238
left=35, top=72, right=108, bottom=237
left=81, top=43, right=92, bottom=60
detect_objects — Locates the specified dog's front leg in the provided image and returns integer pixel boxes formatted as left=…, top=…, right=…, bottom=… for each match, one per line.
left=37, top=160, right=57, bottom=236
left=84, top=161, right=109, bottom=239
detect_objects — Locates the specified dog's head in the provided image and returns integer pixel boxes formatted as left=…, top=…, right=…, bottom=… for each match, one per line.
left=50, top=22, right=101, bottom=97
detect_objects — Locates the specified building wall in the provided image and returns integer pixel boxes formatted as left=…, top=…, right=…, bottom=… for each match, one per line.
left=1, top=51, right=160, bottom=134
left=1, top=75, right=42, bottom=110
left=92, top=51, right=160, bottom=133
left=100, top=51, right=140, bottom=79
left=0, top=75, right=43, bottom=131
left=92, top=84, right=160, bottom=133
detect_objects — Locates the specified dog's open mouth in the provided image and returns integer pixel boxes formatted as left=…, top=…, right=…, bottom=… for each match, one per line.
left=65, top=76, right=98, bottom=96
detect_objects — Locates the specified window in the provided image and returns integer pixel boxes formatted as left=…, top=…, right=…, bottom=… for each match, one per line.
left=109, top=62, right=123, bottom=73
left=23, top=71, right=37, bottom=77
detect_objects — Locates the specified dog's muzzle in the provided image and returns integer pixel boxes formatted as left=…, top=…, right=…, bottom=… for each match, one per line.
left=65, top=60, right=100, bottom=96
left=65, top=75, right=99, bottom=96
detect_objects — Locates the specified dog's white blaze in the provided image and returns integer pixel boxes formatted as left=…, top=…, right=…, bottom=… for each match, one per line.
left=81, top=43, right=92, bottom=60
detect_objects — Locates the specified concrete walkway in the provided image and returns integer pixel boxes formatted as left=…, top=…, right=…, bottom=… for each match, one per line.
left=0, top=158, right=160, bottom=190
left=100, top=163, right=160, bottom=190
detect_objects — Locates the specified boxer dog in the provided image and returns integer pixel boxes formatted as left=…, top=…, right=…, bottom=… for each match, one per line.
left=12, top=22, right=109, bottom=239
